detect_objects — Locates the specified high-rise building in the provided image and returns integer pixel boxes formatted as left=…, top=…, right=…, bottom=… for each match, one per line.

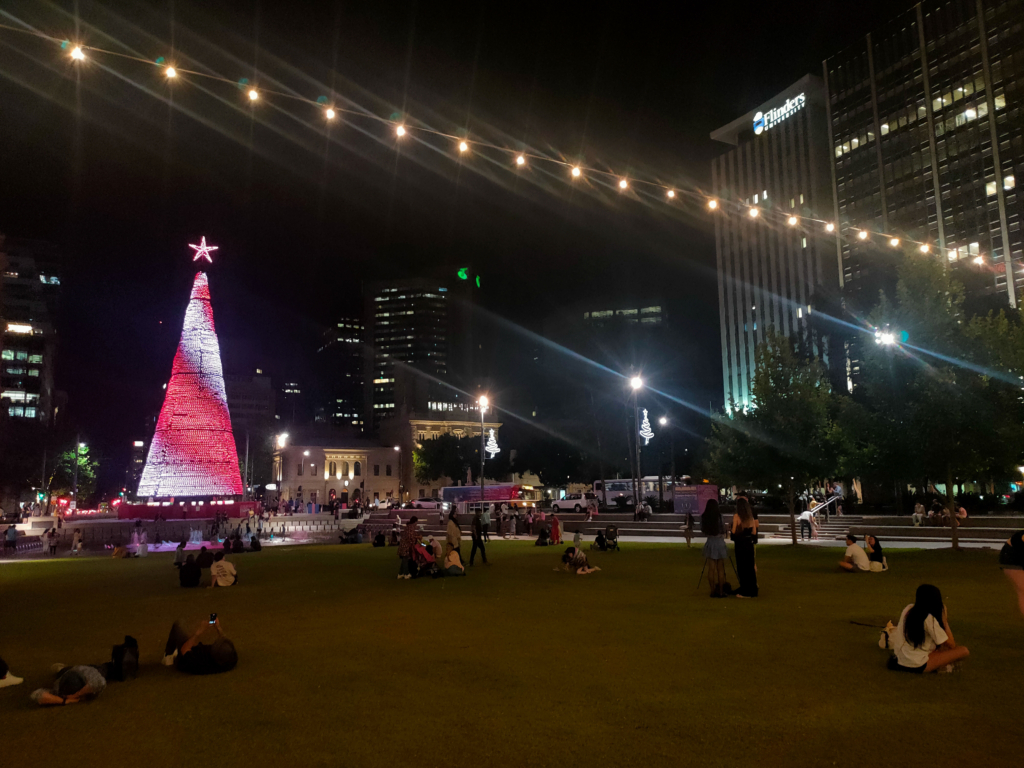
left=317, top=311, right=365, bottom=431
left=823, top=0, right=1022, bottom=385
left=224, top=371, right=275, bottom=435
left=128, top=440, right=146, bottom=498
left=710, top=75, right=836, bottom=409
left=0, top=236, right=61, bottom=423
left=364, top=278, right=452, bottom=430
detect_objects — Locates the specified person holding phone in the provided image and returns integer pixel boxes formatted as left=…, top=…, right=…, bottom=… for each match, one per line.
left=162, top=616, right=238, bottom=675
left=888, top=584, right=969, bottom=673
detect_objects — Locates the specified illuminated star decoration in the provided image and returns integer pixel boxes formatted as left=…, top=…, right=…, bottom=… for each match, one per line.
left=189, top=236, right=219, bottom=263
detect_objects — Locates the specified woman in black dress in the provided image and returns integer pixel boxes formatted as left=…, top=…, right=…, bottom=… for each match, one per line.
left=730, top=497, right=759, bottom=598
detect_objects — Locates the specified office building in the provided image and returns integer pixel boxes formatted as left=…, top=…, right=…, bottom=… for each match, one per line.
left=317, top=311, right=365, bottom=431
left=224, top=371, right=276, bottom=435
left=271, top=436, right=403, bottom=507
left=128, top=440, right=146, bottom=498
left=364, top=278, right=452, bottom=430
left=710, top=75, right=836, bottom=409
left=825, top=0, right=1022, bottom=310
left=0, top=236, right=61, bottom=423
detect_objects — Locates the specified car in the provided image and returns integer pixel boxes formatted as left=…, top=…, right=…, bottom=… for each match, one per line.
left=403, top=498, right=445, bottom=510
left=550, top=493, right=599, bottom=513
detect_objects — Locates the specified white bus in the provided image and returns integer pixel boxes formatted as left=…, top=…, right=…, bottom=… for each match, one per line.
left=593, top=476, right=691, bottom=504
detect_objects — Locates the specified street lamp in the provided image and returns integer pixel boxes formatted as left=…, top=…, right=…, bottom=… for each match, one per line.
left=478, top=396, right=489, bottom=513
left=394, top=446, right=402, bottom=503
left=72, top=436, right=84, bottom=509
left=629, top=377, right=643, bottom=508
left=276, top=433, right=288, bottom=449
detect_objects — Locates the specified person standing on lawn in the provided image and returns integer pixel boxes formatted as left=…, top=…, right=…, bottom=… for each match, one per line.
left=398, top=516, right=421, bottom=579
left=470, top=510, right=488, bottom=566
left=730, top=497, right=759, bottom=598
left=446, top=510, right=462, bottom=558
left=999, top=529, right=1024, bottom=618
left=701, top=499, right=728, bottom=598
left=481, top=504, right=491, bottom=542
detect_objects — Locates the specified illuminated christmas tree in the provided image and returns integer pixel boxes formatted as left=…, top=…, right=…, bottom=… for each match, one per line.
left=137, top=239, right=243, bottom=498
left=485, top=428, right=500, bottom=458
left=639, top=409, right=655, bottom=445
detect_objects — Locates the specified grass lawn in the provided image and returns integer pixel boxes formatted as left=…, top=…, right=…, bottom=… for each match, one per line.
left=0, top=541, right=1019, bottom=767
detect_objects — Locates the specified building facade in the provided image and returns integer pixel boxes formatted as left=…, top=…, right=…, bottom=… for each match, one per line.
left=271, top=438, right=404, bottom=506
left=711, top=75, right=836, bottom=409
left=224, top=372, right=275, bottom=435
left=0, top=236, right=61, bottom=423
left=317, top=311, right=365, bottom=431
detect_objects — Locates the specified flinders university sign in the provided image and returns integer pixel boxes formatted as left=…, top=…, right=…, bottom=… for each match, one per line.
left=753, top=93, right=806, bottom=135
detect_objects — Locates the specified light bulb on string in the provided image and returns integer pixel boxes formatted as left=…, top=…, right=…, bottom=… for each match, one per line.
left=973, top=255, right=984, bottom=265
left=858, top=230, right=869, bottom=240
left=825, top=222, right=835, bottom=232
left=666, top=190, right=675, bottom=199
left=748, top=207, right=759, bottom=218
left=516, top=155, right=525, bottom=167
left=787, top=216, right=798, bottom=226
left=459, top=141, right=469, bottom=153
left=571, top=166, right=581, bottom=178
left=707, top=199, right=718, bottom=210
left=248, top=89, right=258, bottom=101
left=165, top=66, right=177, bottom=79
left=889, top=237, right=900, bottom=247
left=70, top=46, right=85, bottom=61
left=395, top=125, right=406, bottom=137
left=325, top=108, right=336, bottom=120
left=618, top=179, right=628, bottom=190
left=919, top=244, right=930, bottom=253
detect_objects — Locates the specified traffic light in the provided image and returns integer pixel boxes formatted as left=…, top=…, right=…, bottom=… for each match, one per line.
left=457, top=267, right=469, bottom=280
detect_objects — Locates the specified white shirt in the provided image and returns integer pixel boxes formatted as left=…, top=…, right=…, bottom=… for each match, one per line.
left=211, top=560, right=237, bottom=587
left=891, top=604, right=948, bottom=668
left=798, top=510, right=814, bottom=522
left=845, top=544, right=870, bottom=571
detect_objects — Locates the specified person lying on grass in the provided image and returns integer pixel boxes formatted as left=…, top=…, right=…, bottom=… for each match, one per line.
left=839, top=534, right=871, bottom=572
left=887, top=584, right=970, bottom=674
left=560, top=546, right=601, bottom=575
left=30, top=664, right=107, bottom=706
left=162, top=617, right=238, bottom=675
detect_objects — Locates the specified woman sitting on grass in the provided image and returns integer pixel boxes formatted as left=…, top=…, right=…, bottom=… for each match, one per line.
left=560, top=546, right=600, bottom=575
left=888, top=584, right=969, bottom=673
left=866, top=535, right=887, bottom=572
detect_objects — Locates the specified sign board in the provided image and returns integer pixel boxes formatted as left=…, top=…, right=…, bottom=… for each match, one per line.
left=753, top=93, right=806, bottom=135
left=672, top=485, right=719, bottom=517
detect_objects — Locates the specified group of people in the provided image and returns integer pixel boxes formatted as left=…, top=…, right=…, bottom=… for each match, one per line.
left=0, top=618, right=238, bottom=705
left=839, top=534, right=888, bottom=572
left=911, top=500, right=969, bottom=527
left=700, top=498, right=759, bottom=598
left=174, top=542, right=243, bottom=588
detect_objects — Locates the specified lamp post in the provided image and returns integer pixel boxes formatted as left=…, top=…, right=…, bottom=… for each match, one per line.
left=478, top=395, right=489, bottom=512
left=71, top=436, right=84, bottom=510
left=394, top=445, right=402, bottom=503
left=658, top=416, right=668, bottom=509
left=629, top=377, right=642, bottom=508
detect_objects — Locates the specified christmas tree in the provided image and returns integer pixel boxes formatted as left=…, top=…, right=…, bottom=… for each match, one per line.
left=485, top=428, right=500, bottom=458
left=639, top=409, right=655, bottom=445
left=137, top=250, right=243, bottom=498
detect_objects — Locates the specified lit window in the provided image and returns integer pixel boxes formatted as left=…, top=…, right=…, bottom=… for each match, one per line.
left=28, top=369, right=39, bottom=377
left=1005, top=175, right=1016, bottom=191
left=8, top=406, right=23, bottom=417
left=995, top=95, right=1005, bottom=110
left=880, top=123, right=889, bottom=135
left=987, top=181, right=998, bottom=196
left=753, top=193, right=759, bottom=204
left=1, top=390, right=26, bottom=402
left=799, top=193, right=804, bottom=204
left=802, top=237, right=808, bottom=248
left=0, top=350, right=12, bottom=360
left=310, top=464, right=317, bottom=477
left=24, top=407, right=36, bottom=418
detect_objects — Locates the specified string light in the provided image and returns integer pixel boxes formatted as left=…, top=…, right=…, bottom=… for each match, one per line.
left=4, top=25, right=989, bottom=265
left=973, top=255, right=984, bottom=265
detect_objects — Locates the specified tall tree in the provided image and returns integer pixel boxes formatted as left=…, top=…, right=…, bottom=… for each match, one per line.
left=48, top=444, right=99, bottom=502
left=704, top=330, right=844, bottom=543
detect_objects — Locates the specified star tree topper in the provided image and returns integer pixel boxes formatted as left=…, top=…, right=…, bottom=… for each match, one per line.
left=189, top=236, right=219, bottom=263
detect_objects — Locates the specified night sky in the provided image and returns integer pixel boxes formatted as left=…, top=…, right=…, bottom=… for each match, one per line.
left=0, top=0, right=906, bottom=479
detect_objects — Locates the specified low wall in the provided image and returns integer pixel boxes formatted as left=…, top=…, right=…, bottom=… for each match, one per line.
left=118, top=501, right=256, bottom=520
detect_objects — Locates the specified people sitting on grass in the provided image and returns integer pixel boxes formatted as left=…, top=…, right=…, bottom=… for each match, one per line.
left=372, top=531, right=386, bottom=547
left=0, top=655, right=23, bottom=688
left=866, top=535, right=888, bottom=572
left=249, top=536, right=262, bottom=553
left=232, top=534, right=245, bottom=555
left=999, top=529, right=1024, bottom=618
left=560, top=546, right=601, bottom=575
left=398, top=516, right=421, bottom=580
left=887, top=584, right=969, bottom=673
left=173, top=541, right=187, bottom=569
left=222, top=536, right=232, bottom=555
left=535, top=526, right=550, bottom=546
left=196, top=546, right=214, bottom=570
left=162, top=617, right=238, bottom=675
left=592, top=530, right=608, bottom=551
left=30, top=664, right=107, bottom=706
left=444, top=544, right=466, bottom=576
left=840, top=534, right=871, bottom=572
left=178, top=554, right=201, bottom=588
left=210, top=552, right=237, bottom=588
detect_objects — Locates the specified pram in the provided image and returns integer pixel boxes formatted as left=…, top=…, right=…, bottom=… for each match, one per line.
left=410, top=542, right=437, bottom=578
left=604, top=525, right=620, bottom=552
